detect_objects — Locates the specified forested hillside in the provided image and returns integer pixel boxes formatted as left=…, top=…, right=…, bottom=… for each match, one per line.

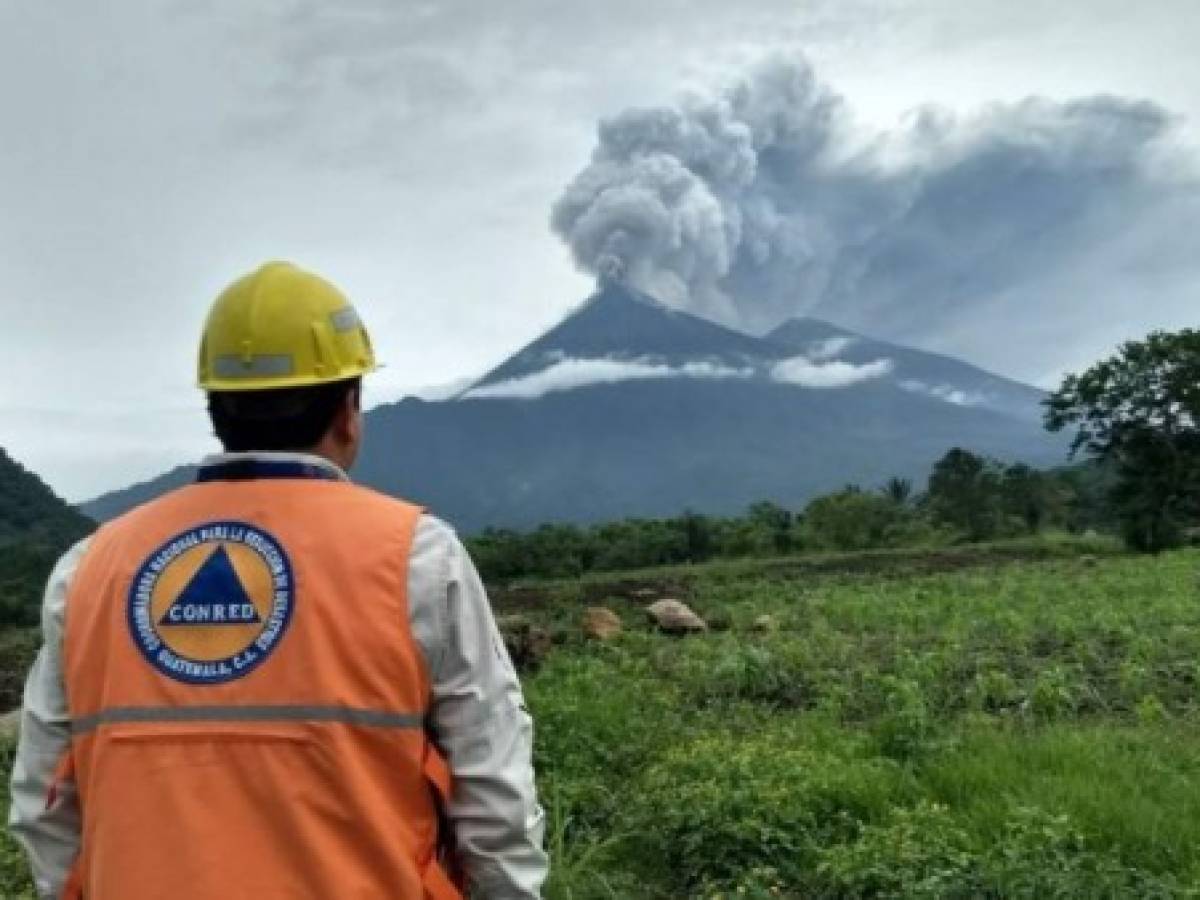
left=0, top=449, right=94, bottom=626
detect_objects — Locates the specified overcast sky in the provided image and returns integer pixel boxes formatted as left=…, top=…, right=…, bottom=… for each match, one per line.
left=2, top=0, right=1198, bottom=502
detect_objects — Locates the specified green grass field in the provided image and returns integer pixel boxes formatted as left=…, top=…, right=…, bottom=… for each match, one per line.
left=3, top=538, right=1199, bottom=897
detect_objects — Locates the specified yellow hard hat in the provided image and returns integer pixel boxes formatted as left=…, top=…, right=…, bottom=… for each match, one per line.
left=198, top=261, right=377, bottom=392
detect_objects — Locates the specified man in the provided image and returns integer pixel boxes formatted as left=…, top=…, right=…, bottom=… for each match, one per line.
left=8, top=261, right=548, bottom=898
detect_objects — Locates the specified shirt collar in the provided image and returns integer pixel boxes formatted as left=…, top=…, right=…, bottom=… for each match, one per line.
left=196, top=452, right=351, bottom=484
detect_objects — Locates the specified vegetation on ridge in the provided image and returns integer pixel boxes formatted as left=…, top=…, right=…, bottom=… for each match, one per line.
left=0, top=448, right=94, bottom=627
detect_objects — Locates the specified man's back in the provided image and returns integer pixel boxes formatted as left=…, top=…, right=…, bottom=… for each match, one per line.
left=11, top=453, right=547, bottom=898
left=63, top=465, right=458, bottom=897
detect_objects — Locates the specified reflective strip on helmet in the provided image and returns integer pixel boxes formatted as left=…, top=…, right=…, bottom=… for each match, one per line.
left=211, top=354, right=295, bottom=379
left=330, top=307, right=361, bottom=334
left=71, top=704, right=425, bottom=736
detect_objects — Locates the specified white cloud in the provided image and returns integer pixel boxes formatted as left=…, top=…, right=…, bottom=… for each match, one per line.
left=770, top=356, right=892, bottom=388
left=900, top=379, right=985, bottom=406
left=461, top=356, right=752, bottom=400
left=807, top=336, right=858, bottom=361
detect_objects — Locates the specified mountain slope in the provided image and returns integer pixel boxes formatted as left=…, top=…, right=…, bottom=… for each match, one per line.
left=0, top=448, right=93, bottom=547
left=83, top=283, right=1068, bottom=531
left=82, top=463, right=198, bottom=523
left=471, top=279, right=784, bottom=390
left=767, top=317, right=1048, bottom=422
left=0, top=448, right=95, bottom=624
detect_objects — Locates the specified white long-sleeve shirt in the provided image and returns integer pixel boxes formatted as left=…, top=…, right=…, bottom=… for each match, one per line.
left=8, top=452, right=547, bottom=899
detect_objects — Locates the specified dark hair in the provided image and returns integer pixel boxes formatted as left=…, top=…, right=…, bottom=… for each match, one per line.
left=207, top=378, right=361, bottom=453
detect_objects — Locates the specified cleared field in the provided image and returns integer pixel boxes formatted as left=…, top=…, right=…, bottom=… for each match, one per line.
left=523, top=542, right=1200, bottom=898
left=2, top=539, right=1198, bottom=898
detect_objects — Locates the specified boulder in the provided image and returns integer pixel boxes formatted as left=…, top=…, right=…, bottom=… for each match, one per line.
left=583, top=607, right=622, bottom=640
left=646, top=599, right=707, bottom=635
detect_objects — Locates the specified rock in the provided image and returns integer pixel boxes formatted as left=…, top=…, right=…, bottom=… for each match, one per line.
left=0, top=709, right=19, bottom=740
left=646, top=599, right=707, bottom=635
left=752, top=614, right=777, bottom=633
left=583, top=607, right=622, bottom=640
left=497, top=615, right=554, bottom=672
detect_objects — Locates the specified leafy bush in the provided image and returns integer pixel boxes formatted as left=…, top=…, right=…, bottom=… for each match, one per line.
left=815, top=801, right=980, bottom=898
left=0, top=736, right=36, bottom=899
left=677, top=641, right=813, bottom=709
left=625, top=730, right=909, bottom=890
left=0, top=629, right=38, bottom=710
left=870, top=675, right=935, bottom=761
left=801, top=490, right=914, bottom=551
left=817, top=803, right=1188, bottom=899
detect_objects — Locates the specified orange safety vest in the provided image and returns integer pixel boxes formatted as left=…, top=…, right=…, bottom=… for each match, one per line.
left=58, top=461, right=463, bottom=900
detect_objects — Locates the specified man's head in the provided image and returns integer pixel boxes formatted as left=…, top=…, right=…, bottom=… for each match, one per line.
left=198, top=262, right=376, bottom=470
left=207, top=376, right=364, bottom=470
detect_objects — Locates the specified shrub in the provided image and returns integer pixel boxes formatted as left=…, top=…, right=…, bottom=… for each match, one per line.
left=0, top=629, right=39, bottom=710
left=816, top=801, right=980, bottom=898
left=801, top=490, right=914, bottom=551
left=0, top=736, right=35, bottom=898
left=681, top=642, right=812, bottom=709
left=625, top=730, right=908, bottom=890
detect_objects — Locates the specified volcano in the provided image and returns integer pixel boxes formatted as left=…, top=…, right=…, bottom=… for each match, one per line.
left=83, top=282, right=1066, bottom=531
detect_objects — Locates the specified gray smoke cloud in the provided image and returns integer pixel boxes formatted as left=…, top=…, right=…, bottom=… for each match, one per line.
left=551, top=54, right=1199, bottom=368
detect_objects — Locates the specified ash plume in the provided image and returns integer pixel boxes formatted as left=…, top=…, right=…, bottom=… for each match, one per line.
left=551, top=54, right=1198, bottom=372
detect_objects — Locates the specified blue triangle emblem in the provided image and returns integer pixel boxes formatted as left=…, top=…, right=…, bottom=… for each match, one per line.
left=159, top=545, right=262, bottom=627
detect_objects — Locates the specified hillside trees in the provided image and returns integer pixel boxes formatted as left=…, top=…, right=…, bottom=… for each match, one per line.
left=925, top=448, right=1007, bottom=541
left=882, top=476, right=913, bottom=506
left=801, top=489, right=912, bottom=551
left=922, top=449, right=1079, bottom=542
left=0, top=449, right=94, bottom=626
left=465, top=453, right=1107, bottom=583
left=1046, top=329, right=1200, bottom=551
left=1000, top=463, right=1069, bottom=535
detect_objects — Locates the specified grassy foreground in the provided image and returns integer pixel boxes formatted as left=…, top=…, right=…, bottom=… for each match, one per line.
left=2, top=538, right=1198, bottom=897
left=525, top=540, right=1200, bottom=898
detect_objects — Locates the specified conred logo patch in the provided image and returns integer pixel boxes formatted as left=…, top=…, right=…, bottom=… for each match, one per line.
left=128, top=521, right=294, bottom=685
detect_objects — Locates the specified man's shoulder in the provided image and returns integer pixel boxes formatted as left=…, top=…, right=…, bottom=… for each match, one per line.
left=338, top=481, right=427, bottom=519
left=409, top=512, right=463, bottom=555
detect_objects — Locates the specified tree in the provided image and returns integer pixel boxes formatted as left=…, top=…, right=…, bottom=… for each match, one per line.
left=802, top=489, right=908, bottom=551
left=924, top=448, right=1006, bottom=541
left=1045, top=329, right=1200, bottom=552
left=679, top=510, right=716, bottom=562
left=881, top=476, right=913, bottom=506
left=746, top=501, right=794, bottom=554
left=1000, top=463, right=1069, bottom=534
left=1052, top=461, right=1118, bottom=534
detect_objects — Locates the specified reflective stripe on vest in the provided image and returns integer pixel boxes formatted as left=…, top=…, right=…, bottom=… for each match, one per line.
left=62, top=470, right=462, bottom=900
left=70, top=704, right=427, bottom=736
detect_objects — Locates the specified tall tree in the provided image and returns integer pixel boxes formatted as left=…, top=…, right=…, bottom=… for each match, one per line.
left=1045, top=329, right=1200, bottom=551
left=1000, top=463, right=1068, bottom=534
left=925, top=447, right=1006, bottom=541
left=746, top=501, right=794, bottom=554
left=881, top=476, right=913, bottom=506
